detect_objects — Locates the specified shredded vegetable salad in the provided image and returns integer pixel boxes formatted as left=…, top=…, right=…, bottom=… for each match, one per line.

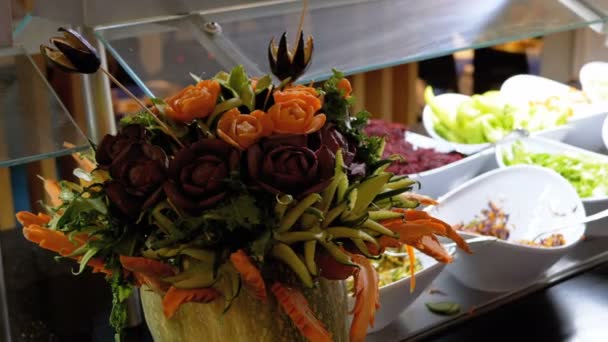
left=504, top=141, right=608, bottom=198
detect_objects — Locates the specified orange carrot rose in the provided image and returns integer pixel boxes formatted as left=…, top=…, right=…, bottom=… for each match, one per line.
left=337, top=78, right=352, bottom=98
left=273, top=85, right=322, bottom=112
left=268, top=99, right=326, bottom=135
left=217, top=108, right=273, bottom=150
left=165, top=80, right=221, bottom=122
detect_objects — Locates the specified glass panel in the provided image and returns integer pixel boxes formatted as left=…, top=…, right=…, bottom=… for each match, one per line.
left=0, top=51, right=88, bottom=168
left=97, top=0, right=606, bottom=97
left=582, top=0, right=608, bottom=14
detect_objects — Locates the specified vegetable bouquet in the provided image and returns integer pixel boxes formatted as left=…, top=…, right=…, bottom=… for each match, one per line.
left=17, top=27, right=470, bottom=342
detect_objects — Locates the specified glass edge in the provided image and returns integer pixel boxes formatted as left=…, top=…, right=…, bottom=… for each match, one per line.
left=299, top=18, right=608, bottom=84
left=0, top=145, right=89, bottom=168
left=95, top=31, right=155, bottom=98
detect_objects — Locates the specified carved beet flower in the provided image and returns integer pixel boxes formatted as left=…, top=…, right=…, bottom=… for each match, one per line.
left=96, top=125, right=145, bottom=170
left=40, top=27, right=101, bottom=74
left=164, top=139, right=239, bottom=214
left=247, top=135, right=334, bottom=197
left=105, top=142, right=168, bottom=218
left=313, top=125, right=366, bottom=178
left=268, top=31, right=313, bottom=82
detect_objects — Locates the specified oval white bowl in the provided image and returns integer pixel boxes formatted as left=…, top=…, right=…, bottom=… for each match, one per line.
left=367, top=252, right=447, bottom=333
left=501, top=74, right=603, bottom=116
left=422, top=92, right=571, bottom=155
left=501, top=73, right=608, bottom=152
left=496, top=136, right=608, bottom=236
left=402, top=131, right=494, bottom=199
left=422, top=93, right=490, bottom=155
left=429, top=165, right=585, bottom=292
left=562, top=111, right=608, bottom=152
left=603, top=114, right=608, bottom=152
left=580, top=61, right=608, bottom=104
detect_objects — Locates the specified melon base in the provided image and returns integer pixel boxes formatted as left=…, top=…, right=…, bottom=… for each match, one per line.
left=140, top=277, right=348, bottom=342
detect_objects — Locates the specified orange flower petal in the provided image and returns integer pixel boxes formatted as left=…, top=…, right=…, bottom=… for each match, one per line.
left=337, top=78, right=352, bottom=98
left=304, top=113, right=326, bottom=134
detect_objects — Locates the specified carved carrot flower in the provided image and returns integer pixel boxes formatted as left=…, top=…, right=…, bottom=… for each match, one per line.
left=217, top=108, right=273, bottom=150
left=268, top=86, right=326, bottom=135
left=274, top=85, right=322, bottom=111
left=165, top=80, right=221, bottom=122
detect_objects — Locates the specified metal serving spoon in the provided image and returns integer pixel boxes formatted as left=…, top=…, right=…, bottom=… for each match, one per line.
left=531, top=207, right=608, bottom=242
left=411, top=128, right=530, bottom=155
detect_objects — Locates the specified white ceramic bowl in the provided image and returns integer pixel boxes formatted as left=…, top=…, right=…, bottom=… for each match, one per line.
left=562, top=111, right=608, bottom=152
left=501, top=73, right=608, bottom=151
left=500, top=74, right=602, bottom=115
left=580, top=61, right=608, bottom=104
left=496, top=136, right=608, bottom=237
left=422, top=93, right=571, bottom=155
left=367, top=252, right=447, bottom=333
left=348, top=250, right=450, bottom=333
left=402, top=131, right=494, bottom=199
left=429, top=166, right=585, bottom=292
left=422, top=93, right=489, bottom=155
left=603, top=114, right=608, bottom=152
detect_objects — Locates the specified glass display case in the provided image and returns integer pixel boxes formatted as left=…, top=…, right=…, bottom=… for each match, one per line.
left=2, top=1, right=608, bottom=341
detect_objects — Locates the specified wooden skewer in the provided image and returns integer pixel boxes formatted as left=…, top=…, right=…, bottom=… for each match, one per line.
left=99, top=68, right=183, bottom=147
left=294, top=0, right=308, bottom=52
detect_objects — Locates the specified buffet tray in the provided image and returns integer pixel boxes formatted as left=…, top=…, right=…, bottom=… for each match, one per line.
left=368, top=235, right=608, bottom=341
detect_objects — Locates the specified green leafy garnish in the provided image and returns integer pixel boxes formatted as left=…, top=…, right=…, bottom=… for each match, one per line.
left=204, top=195, right=262, bottom=231
left=109, top=269, right=134, bottom=342
left=320, top=70, right=384, bottom=167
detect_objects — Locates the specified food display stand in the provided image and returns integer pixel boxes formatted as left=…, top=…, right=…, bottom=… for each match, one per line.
left=2, top=1, right=608, bottom=341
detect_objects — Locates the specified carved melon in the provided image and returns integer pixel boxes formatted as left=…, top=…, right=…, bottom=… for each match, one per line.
left=140, top=278, right=348, bottom=342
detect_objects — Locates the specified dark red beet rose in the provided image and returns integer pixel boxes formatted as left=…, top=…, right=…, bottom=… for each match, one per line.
left=96, top=125, right=145, bottom=170
left=313, top=125, right=365, bottom=178
left=164, top=139, right=239, bottom=214
left=105, top=142, right=168, bottom=217
left=247, top=135, right=335, bottom=197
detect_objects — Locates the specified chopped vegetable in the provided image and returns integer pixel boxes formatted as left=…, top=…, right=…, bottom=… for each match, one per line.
left=519, top=234, right=566, bottom=247
left=348, top=254, right=380, bottom=342
left=456, top=201, right=511, bottom=240
left=271, top=282, right=333, bottom=342
left=455, top=201, right=567, bottom=247
left=425, top=86, right=572, bottom=144
left=504, top=141, right=608, bottom=198
left=230, top=249, right=267, bottom=302
left=162, top=286, right=222, bottom=319
left=346, top=245, right=422, bottom=292
left=425, top=301, right=461, bottom=316
left=364, top=119, right=463, bottom=174
left=119, top=256, right=175, bottom=278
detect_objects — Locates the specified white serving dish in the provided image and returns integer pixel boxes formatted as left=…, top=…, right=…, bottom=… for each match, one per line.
left=562, top=111, right=608, bottom=152
left=500, top=74, right=602, bottom=115
left=496, top=136, right=608, bottom=236
left=366, top=252, right=447, bottom=333
left=429, top=166, right=586, bottom=292
left=501, top=74, right=608, bottom=151
left=580, top=61, right=608, bottom=104
left=422, top=92, right=571, bottom=155
left=403, top=131, right=494, bottom=199
left=603, top=114, right=608, bottom=152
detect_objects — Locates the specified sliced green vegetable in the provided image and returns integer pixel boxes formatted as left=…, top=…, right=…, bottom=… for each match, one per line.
left=425, top=302, right=461, bottom=316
